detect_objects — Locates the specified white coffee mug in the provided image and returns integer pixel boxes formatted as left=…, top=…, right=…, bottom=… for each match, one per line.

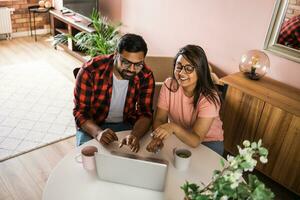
left=76, top=145, right=98, bottom=171
left=173, top=148, right=192, bottom=171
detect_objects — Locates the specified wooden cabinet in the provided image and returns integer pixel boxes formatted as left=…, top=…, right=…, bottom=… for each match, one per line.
left=221, top=72, right=300, bottom=195
left=50, top=9, right=94, bottom=62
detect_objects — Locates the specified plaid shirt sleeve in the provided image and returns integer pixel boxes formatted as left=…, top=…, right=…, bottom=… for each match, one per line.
left=73, top=64, right=94, bottom=128
left=136, top=71, right=155, bottom=120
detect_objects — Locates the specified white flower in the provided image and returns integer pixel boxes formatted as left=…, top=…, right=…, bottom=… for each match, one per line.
left=238, top=146, right=248, bottom=156
left=251, top=142, right=257, bottom=149
left=243, top=140, right=250, bottom=147
left=230, top=182, right=239, bottom=189
left=260, top=156, right=268, bottom=163
left=257, top=139, right=262, bottom=147
left=242, top=154, right=257, bottom=172
left=227, top=155, right=239, bottom=169
left=233, top=170, right=243, bottom=180
left=220, top=195, right=228, bottom=200
left=244, top=163, right=256, bottom=172
left=229, top=159, right=238, bottom=169
left=227, top=155, right=234, bottom=162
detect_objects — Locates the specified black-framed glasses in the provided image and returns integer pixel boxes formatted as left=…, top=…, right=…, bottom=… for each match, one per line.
left=174, top=63, right=195, bottom=74
left=119, top=55, right=144, bottom=70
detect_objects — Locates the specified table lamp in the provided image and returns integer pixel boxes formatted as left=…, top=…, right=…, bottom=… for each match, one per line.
left=239, top=50, right=270, bottom=80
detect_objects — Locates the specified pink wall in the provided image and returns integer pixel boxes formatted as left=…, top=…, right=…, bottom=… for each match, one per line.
left=98, top=0, right=121, bottom=22
left=120, top=0, right=300, bottom=88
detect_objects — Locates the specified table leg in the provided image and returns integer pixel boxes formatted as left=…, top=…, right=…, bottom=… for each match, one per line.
left=48, top=12, right=51, bottom=34
left=33, top=12, right=37, bottom=41
left=29, top=10, right=32, bottom=36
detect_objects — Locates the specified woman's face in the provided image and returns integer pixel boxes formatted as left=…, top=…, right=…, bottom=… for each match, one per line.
left=174, top=55, right=198, bottom=91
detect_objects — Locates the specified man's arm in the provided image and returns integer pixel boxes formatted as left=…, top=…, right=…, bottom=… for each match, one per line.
left=119, top=116, right=152, bottom=153
left=81, top=120, right=118, bottom=145
left=119, top=72, right=155, bottom=152
left=73, top=65, right=118, bottom=145
left=80, top=120, right=102, bottom=138
left=133, top=72, right=155, bottom=137
left=73, top=67, right=94, bottom=135
left=131, top=116, right=152, bottom=139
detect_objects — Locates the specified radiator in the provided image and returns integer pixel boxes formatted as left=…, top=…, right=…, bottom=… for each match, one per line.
left=0, top=7, right=12, bottom=39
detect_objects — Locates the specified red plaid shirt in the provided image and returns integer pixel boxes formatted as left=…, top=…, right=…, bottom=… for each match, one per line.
left=278, top=15, right=300, bottom=50
left=73, top=54, right=155, bottom=128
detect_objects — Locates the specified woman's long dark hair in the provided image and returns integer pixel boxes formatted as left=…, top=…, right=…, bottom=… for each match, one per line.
left=167, top=45, right=220, bottom=109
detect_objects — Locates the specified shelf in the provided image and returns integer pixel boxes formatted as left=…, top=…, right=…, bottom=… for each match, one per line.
left=50, top=9, right=94, bottom=33
left=55, top=28, right=68, bottom=34
left=50, top=9, right=94, bottom=62
left=57, top=44, right=88, bottom=62
left=221, top=72, right=300, bottom=116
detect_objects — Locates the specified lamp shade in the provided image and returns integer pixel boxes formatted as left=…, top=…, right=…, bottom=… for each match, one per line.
left=239, top=50, right=270, bottom=80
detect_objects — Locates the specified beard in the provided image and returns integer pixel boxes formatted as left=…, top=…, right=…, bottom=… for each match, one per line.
left=118, top=68, right=136, bottom=80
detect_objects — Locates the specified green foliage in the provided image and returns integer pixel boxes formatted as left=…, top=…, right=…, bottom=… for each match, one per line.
left=53, top=10, right=120, bottom=57
left=53, top=33, right=68, bottom=47
left=182, top=140, right=275, bottom=200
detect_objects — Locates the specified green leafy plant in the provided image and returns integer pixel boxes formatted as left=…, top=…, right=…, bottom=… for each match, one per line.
left=53, top=10, right=120, bottom=57
left=181, top=140, right=275, bottom=200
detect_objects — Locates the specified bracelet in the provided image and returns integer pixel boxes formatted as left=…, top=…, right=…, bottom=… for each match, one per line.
left=95, top=129, right=105, bottom=142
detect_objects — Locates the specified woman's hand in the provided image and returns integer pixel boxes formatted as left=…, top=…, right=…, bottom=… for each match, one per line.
left=153, top=123, right=177, bottom=140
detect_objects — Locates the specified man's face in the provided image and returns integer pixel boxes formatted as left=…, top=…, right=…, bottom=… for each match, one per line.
left=115, top=50, right=145, bottom=80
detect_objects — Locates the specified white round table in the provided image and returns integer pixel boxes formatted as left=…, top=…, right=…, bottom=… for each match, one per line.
left=43, top=131, right=225, bottom=200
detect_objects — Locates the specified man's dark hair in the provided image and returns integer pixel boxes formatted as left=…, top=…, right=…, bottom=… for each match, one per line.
left=117, top=33, right=148, bottom=56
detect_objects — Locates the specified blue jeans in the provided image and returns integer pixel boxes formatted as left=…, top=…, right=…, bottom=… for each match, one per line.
left=202, top=141, right=224, bottom=156
left=76, top=122, right=133, bottom=146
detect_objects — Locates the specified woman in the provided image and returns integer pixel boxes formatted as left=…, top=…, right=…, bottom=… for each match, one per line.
left=151, top=45, right=224, bottom=155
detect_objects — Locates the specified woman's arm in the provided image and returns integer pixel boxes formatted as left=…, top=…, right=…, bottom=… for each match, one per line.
left=174, top=117, right=214, bottom=147
left=152, top=107, right=169, bottom=130
left=154, top=117, right=214, bottom=148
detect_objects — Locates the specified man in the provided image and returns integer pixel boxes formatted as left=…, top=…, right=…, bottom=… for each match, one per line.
left=73, top=33, right=155, bottom=153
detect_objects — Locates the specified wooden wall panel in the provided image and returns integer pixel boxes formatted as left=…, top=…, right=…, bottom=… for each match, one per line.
left=221, top=72, right=300, bottom=195
left=255, top=103, right=293, bottom=175
left=222, top=86, right=264, bottom=154
left=271, top=116, right=300, bottom=194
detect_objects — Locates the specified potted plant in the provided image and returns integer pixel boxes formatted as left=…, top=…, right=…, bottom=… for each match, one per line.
left=53, top=10, right=121, bottom=58
left=181, top=140, right=275, bottom=200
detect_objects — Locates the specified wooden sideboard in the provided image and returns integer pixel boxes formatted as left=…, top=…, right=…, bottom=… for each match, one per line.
left=50, top=9, right=94, bottom=62
left=221, top=72, right=300, bottom=195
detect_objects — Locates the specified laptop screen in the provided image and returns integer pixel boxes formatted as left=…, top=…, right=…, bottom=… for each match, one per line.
left=95, top=151, right=168, bottom=191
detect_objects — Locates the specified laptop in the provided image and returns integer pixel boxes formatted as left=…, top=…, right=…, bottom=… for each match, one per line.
left=95, top=150, right=168, bottom=191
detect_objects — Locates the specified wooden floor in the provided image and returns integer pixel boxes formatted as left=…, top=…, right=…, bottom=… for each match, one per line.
left=0, top=35, right=82, bottom=82
left=0, top=36, right=80, bottom=200
left=0, top=137, right=75, bottom=200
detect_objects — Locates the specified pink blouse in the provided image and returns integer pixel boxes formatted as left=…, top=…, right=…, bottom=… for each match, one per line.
left=157, top=78, right=223, bottom=142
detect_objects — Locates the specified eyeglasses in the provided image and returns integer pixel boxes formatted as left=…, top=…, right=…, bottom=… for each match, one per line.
left=119, top=55, right=144, bottom=70
left=174, top=63, right=195, bottom=74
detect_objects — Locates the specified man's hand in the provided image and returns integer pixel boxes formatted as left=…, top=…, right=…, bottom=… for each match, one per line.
left=119, top=134, right=140, bottom=153
left=146, top=137, right=164, bottom=153
left=99, top=128, right=118, bottom=145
